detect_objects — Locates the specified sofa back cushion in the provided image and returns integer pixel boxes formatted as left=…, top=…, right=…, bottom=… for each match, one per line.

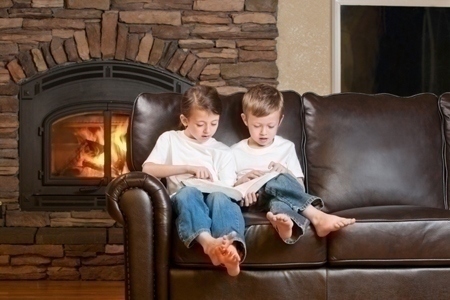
left=302, top=92, right=445, bottom=212
left=127, top=92, right=182, bottom=171
left=127, top=90, right=304, bottom=172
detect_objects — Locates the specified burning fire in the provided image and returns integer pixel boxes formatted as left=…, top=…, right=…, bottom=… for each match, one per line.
left=53, top=114, right=129, bottom=178
left=111, top=118, right=130, bottom=177
left=76, top=117, right=129, bottom=177
left=75, top=126, right=105, bottom=177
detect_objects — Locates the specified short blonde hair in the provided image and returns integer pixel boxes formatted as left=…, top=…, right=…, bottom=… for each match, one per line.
left=242, top=84, right=284, bottom=117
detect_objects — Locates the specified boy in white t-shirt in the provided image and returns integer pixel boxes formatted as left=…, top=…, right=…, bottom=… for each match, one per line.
left=143, top=86, right=245, bottom=276
left=232, top=84, right=355, bottom=243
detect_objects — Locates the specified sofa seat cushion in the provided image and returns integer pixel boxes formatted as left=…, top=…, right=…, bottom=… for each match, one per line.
left=328, top=205, right=450, bottom=266
left=171, top=212, right=327, bottom=269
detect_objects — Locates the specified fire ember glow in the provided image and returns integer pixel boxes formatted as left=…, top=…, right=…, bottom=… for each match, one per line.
left=51, top=112, right=129, bottom=178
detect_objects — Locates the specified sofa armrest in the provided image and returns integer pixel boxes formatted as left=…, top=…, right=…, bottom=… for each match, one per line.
left=106, top=171, right=172, bottom=300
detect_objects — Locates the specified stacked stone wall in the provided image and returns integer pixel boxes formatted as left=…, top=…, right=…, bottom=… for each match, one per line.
left=0, top=0, right=278, bottom=280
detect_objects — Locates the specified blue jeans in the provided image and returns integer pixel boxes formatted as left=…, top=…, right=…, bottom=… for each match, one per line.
left=171, top=186, right=246, bottom=259
left=255, top=173, right=323, bottom=244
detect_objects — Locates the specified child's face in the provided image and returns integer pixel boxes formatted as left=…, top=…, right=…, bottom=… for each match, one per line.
left=241, top=110, right=283, bottom=148
left=180, top=109, right=220, bottom=143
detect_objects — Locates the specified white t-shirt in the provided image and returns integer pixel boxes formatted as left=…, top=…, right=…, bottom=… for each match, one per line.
left=231, top=135, right=304, bottom=180
left=142, top=130, right=236, bottom=195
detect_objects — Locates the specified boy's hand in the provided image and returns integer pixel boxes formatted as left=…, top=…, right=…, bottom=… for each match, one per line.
left=241, top=192, right=258, bottom=207
left=268, top=162, right=288, bottom=173
left=188, top=166, right=213, bottom=181
left=235, top=170, right=266, bottom=185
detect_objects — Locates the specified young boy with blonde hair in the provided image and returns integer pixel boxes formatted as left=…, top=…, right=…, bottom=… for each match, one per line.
left=232, top=84, right=355, bottom=243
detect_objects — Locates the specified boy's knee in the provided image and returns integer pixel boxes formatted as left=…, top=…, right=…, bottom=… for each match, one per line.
left=278, top=173, right=302, bottom=186
left=265, top=173, right=304, bottom=192
left=267, top=173, right=295, bottom=187
left=177, top=186, right=202, bottom=197
left=207, top=192, right=229, bottom=202
left=278, top=173, right=297, bottom=182
left=173, top=187, right=203, bottom=205
left=206, top=192, right=238, bottom=209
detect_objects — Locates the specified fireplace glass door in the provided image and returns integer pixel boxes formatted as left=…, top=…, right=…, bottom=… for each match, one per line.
left=48, top=110, right=129, bottom=185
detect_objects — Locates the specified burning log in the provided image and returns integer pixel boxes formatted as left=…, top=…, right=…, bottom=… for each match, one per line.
left=54, top=123, right=128, bottom=177
left=84, top=140, right=104, bottom=156
left=82, top=161, right=104, bottom=172
left=54, top=139, right=105, bottom=176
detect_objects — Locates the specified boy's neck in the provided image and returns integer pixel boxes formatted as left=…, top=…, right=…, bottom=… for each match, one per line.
left=182, top=130, right=210, bottom=144
left=247, top=137, right=275, bottom=149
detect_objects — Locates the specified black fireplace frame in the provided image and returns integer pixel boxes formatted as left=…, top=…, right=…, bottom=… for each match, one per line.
left=19, top=61, right=192, bottom=211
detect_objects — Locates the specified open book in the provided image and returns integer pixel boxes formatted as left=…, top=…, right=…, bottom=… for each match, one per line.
left=181, top=171, right=279, bottom=201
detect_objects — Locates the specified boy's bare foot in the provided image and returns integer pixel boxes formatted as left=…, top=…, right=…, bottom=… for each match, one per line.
left=197, top=233, right=241, bottom=276
left=196, top=232, right=226, bottom=266
left=217, top=238, right=241, bottom=276
left=307, top=210, right=356, bottom=237
left=266, top=211, right=294, bottom=241
left=198, top=233, right=232, bottom=266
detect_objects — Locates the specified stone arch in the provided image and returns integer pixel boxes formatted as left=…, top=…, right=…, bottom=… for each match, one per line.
left=5, top=17, right=208, bottom=87
left=0, top=2, right=280, bottom=97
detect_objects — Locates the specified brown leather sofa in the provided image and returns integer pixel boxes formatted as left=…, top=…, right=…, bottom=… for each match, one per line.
left=106, top=91, right=450, bottom=300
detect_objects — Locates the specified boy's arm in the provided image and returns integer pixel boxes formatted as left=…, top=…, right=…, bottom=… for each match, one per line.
left=142, top=162, right=212, bottom=180
left=268, top=161, right=298, bottom=178
left=142, top=132, right=212, bottom=180
left=234, top=170, right=267, bottom=186
left=268, top=162, right=306, bottom=189
left=235, top=169, right=266, bottom=206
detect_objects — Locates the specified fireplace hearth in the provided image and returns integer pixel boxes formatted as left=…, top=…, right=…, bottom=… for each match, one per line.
left=19, top=61, right=192, bottom=211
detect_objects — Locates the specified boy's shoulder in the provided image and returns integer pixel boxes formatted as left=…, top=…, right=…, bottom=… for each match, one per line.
left=154, top=130, right=174, bottom=142
left=208, top=138, right=231, bottom=151
left=274, top=135, right=295, bottom=147
left=230, top=138, right=247, bottom=151
left=159, top=130, right=178, bottom=138
left=157, top=130, right=188, bottom=144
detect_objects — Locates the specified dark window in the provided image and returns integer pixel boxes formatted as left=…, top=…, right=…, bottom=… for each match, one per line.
left=341, top=6, right=450, bottom=96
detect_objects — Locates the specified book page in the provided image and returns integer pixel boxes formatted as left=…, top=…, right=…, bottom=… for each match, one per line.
left=182, top=171, right=279, bottom=201
left=232, top=171, right=279, bottom=196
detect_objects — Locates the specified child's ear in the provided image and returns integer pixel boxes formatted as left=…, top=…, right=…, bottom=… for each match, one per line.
left=180, top=114, right=188, bottom=127
left=240, top=113, right=248, bottom=126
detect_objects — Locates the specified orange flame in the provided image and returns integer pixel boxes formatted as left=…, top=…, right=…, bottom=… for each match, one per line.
left=111, top=118, right=129, bottom=176
left=71, top=117, right=129, bottom=177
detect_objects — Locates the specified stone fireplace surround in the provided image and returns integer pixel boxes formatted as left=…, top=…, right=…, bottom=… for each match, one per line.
left=0, top=0, right=279, bottom=280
